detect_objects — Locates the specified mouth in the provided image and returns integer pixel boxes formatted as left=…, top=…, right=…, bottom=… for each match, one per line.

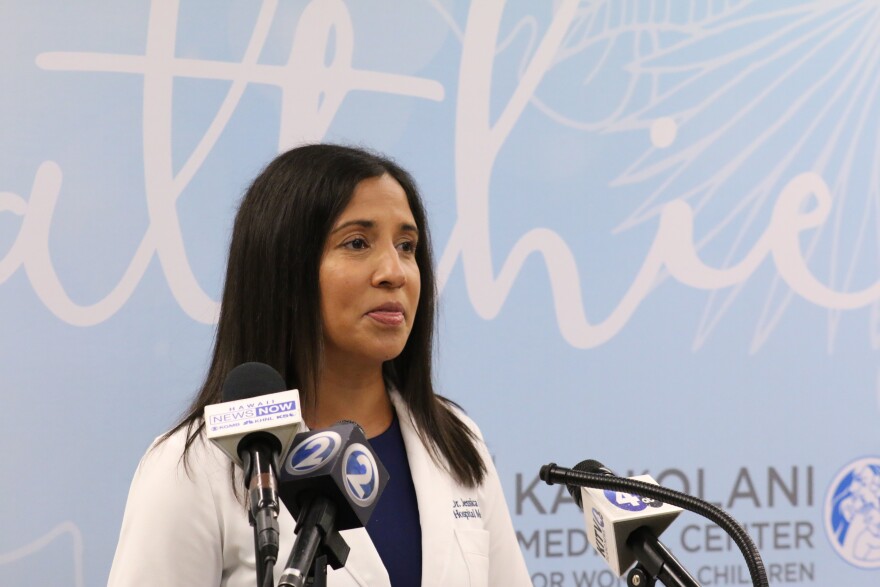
left=366, top=302, right=405, bottom=326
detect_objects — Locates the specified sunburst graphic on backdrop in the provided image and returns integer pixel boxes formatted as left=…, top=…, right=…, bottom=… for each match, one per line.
left=507, top=0, right=880, bottom=353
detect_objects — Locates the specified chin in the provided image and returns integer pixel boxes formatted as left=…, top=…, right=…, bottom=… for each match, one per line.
left=338, top=342, right=405, bottom=366
left=376, top=346, right=406, bottom=363
left=368, top=335, right=410, bottom=361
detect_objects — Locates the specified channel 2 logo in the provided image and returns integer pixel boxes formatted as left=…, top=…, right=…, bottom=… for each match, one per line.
left=604, top=490, right=663, bottom=512
left=825, top=457, right=880, bottom=568
left=285, top=431, right=342, bottom=475
left=343, top=443, right=379, bottom=506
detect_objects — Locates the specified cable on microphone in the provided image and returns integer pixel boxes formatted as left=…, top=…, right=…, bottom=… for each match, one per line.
left=540, top=461, right=768, bottom=587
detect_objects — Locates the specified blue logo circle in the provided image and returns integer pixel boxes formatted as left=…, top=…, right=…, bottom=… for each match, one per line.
left=285, top=431, right=342, bottom=475
left=342, top=443, right=378, bottom=506
left=825, top=456, right=880, bottom=569
left=603, top=490, right=659, bottom=512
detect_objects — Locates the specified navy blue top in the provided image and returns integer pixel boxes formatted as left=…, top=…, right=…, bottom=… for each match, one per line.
left=365, top=413, right=422, bottom=586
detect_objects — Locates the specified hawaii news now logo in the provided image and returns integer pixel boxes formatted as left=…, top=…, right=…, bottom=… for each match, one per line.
left=825, top=456, right=880, bottom=569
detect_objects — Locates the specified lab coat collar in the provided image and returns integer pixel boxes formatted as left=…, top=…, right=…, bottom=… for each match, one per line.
left=329, top=391, right=454, bottom=587
left=389, top=391, right=454, bottom=587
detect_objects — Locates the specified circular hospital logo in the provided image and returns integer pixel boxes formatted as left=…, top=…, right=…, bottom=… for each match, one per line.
left=824, top=457, right=880, bottom=569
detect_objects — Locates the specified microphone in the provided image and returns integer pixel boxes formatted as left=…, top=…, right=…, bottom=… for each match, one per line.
left=542, top=460, right=768, bottom=587
left=204, top=362, right=303, bottom=581
left=559, top=460, right=697, bottom=586
left=277, top=421, right=389, bottom=587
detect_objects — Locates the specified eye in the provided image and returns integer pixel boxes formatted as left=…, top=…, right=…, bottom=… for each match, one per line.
left=343, top=237, right=369, bottom=250
left=398, top=240, right=418, bottom=254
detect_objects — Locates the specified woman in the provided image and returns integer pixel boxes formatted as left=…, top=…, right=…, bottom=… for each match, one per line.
left=108, top=144, right=531, bottom=586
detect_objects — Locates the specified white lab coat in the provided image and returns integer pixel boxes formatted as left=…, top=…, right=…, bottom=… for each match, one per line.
left=108, top=392, right=532, bottom=586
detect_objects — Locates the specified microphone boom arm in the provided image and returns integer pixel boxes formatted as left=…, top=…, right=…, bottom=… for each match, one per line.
left=539, top=463, right=768, bottom=587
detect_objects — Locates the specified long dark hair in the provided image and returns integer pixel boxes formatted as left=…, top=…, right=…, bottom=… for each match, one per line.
left=164, top=144, right=486, bottom=487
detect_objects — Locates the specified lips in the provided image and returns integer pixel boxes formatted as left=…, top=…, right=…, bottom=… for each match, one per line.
left=366, top=302, right=405, bottom=326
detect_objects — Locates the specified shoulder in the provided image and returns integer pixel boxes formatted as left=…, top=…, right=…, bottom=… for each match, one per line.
left=140, top=424, right=231, bottom=481
left=122, top=425, right=243, bottom=522
left=120, top=423, right=247, bottom=530
left=109, top=425, right=247, bottom=586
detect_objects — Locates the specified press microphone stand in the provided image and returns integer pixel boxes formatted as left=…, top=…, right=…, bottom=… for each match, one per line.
left=624, top=526, right=698, bottom=587
left=277, top=493, right=350, bottom=587
left=540, top=463, right=769, bottom=587
left=241, top=444, right=280, bottom=587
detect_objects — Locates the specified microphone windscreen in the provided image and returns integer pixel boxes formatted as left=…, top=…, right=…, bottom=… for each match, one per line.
left=573, top=459, right=612, bottom=475
left=335, top=420, right=366, bottom=435
left=222, top=362, right=287, bottom=402
left=278, top=422, right=388, bottom=530
left=568, top=459, right=615, bottom=508
left=206, top=362, right=302, bottom=468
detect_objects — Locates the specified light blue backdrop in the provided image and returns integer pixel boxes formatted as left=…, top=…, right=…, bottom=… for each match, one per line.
left=2, top=1, right=878, bottom=585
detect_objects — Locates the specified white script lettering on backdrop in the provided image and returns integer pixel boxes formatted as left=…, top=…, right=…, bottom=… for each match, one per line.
left=2, top=0, right=878, bottom=342
left=4, top=2, right=880, bottom=585
left=3, top=0, right=442, bottom=326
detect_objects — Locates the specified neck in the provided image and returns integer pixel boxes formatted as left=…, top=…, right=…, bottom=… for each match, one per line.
left=306, top=358, right=393, bottom=438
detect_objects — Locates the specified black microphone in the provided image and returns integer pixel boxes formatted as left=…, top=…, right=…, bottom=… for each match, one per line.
left=204, top=363, right=303, bottom=583
left=276, top=421, right=389, bottom=587
left=560, top=460, right=698, bottom=587
left=542, top=460, right=768, bottom=587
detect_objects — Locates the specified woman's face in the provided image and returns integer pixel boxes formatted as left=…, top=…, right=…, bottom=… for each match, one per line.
left=318, top=173, right=421, bottom=370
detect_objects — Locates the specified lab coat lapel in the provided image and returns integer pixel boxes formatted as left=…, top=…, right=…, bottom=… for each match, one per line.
left=391, top=393, right=454, bottom=587
left=334, top=528, right=388, bottom=587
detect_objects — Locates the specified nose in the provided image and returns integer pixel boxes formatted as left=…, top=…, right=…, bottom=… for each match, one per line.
left=371, top=242, right=407, bottom=289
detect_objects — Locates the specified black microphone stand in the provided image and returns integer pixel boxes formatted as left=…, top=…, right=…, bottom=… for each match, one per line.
left=242, top=444, right=280, bottom=587
left=540, top=463, right=769, bottom=587
left=278, top=493, right=350, bottom=587
left=625, top=526, right=698, bottom=587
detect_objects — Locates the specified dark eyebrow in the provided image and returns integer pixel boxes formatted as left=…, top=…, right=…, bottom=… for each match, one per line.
left=330, top=219, right=419, bottom=235
left=330, top=220, right=374, bottom=234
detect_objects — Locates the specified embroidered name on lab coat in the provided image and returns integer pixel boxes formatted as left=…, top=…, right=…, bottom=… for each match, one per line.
left=452, top=498, right=482, bottom=520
